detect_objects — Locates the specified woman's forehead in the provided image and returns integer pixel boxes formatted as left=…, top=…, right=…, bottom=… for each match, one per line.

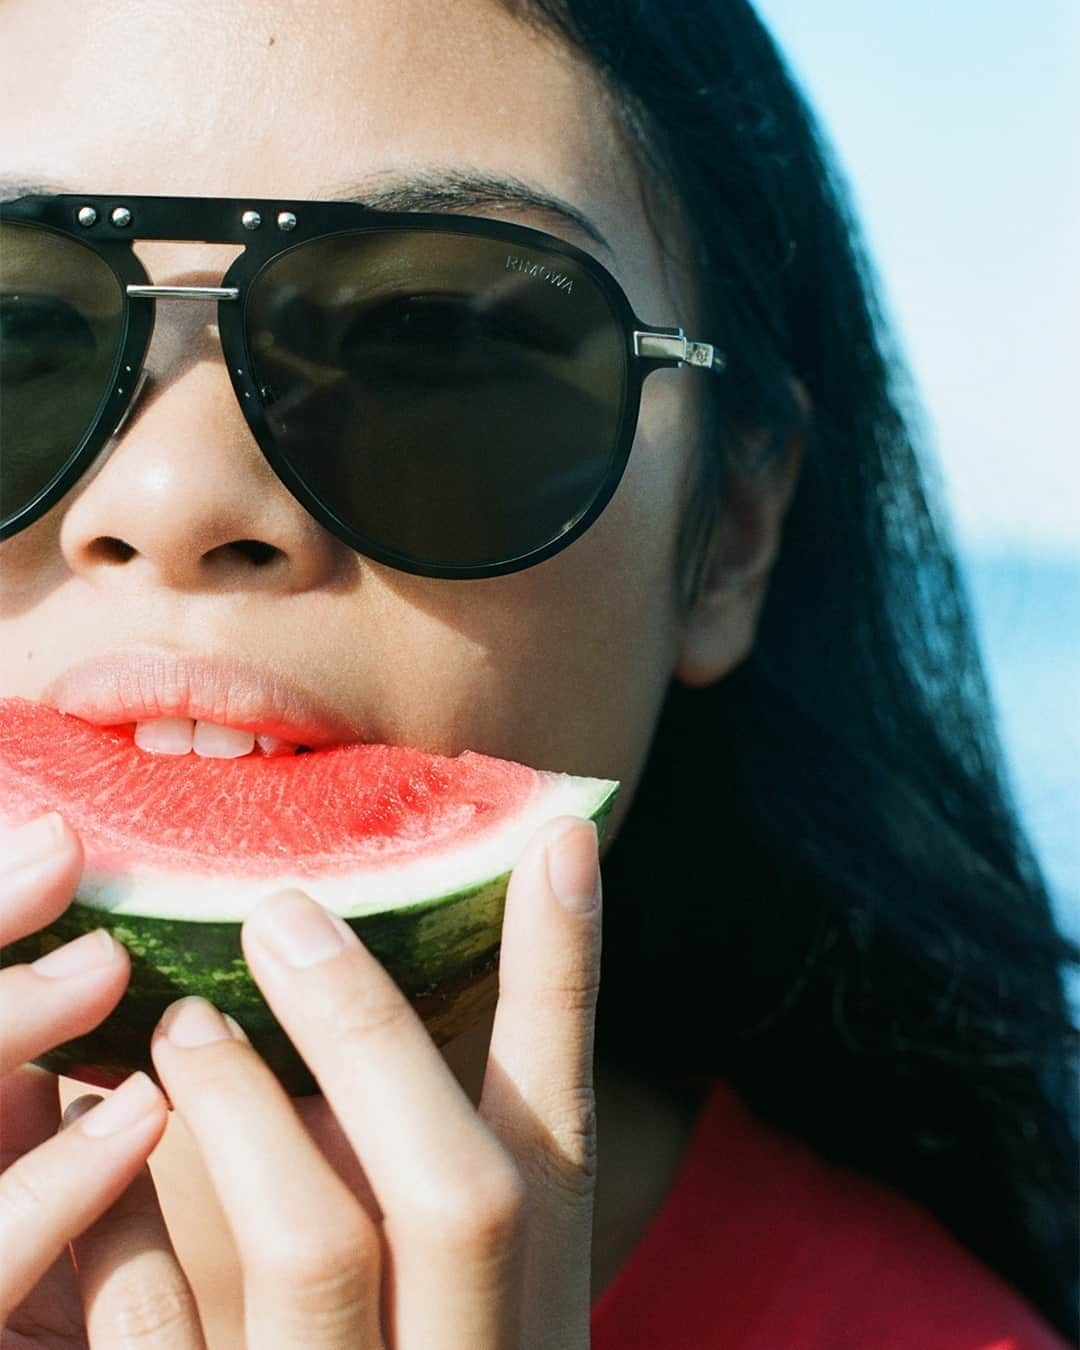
left=1, top=0, right=688, bottom=315
left=0, top=0, right=630, bottom=224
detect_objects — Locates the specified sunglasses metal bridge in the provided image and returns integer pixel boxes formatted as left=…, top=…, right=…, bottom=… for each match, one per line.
left=126, top=285, right=240, bottom=301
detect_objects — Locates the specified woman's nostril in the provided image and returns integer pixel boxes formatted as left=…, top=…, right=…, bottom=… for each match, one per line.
left=81, top=538, right=280, bottom=568
left=230, top=540, right=280, bottom=566
left=87, top=537, right=137, bottom=565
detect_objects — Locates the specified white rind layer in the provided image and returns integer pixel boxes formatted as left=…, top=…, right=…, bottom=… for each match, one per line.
left=67, top=774, right=617, bottom=922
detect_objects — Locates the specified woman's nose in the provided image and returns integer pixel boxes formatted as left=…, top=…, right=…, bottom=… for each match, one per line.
left=57, top=309, right=352, bottom=593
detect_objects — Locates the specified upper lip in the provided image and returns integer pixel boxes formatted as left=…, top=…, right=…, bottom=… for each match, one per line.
left=42, top=647, right=369, bottom=749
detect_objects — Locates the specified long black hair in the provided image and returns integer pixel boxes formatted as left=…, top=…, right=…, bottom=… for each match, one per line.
left=509, top=0, right=1079, bottom=1338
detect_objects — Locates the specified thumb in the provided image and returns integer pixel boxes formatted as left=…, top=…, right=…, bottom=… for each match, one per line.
left=479, top=815, right=602, bottom=1345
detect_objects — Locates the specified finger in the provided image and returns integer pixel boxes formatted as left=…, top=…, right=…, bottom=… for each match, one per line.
left=242, top=891, right=528, bottom=1349
left=72, top=1139, right=206, bottom=1350
left=293, top=1093, right=382, bottom=1219
left=0, top=1069, right=86, bottom=1340
left=480, top=816, right=602, bottom=1329
left=150, top=999, right=384, bottom=1350
left=0, top=1071, right=167, bottom=1323
left=0, top=930, right=130, bottom=1076
left=0, top=813, right=84, bottom=946
left=482, top=817, right=602, bottom=1178
left=0, top=1063, right=62, bottom=1168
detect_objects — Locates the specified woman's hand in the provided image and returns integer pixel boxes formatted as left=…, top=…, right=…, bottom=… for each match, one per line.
left=149, top=812, right=602, bottom=1349
left=0, top=814, right=182, bottom=1344
left=0, top=810, right=601, bottom=1347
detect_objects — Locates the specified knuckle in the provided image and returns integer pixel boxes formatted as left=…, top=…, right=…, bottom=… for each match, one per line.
left=261, top=1276, right=377, bottom=1343
left=255, top=1216, right=378, bottom=1301
left=419, top=1154, right=527, bottom=1257
left=332, top=979, right=414, bottom=1046
left=0, top=1153, right=48, bottom=1229
left=171, top=1041, right=258, bottom=1103
left=257, top=1260, right=377, bottom=1339
left=103, top=1272, right=197, bottom=1344
left=531, top=1085, right=599, bottom=1200
left=540, top=967, right=602, bottom=1019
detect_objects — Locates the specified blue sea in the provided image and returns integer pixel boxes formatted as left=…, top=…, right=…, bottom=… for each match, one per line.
left=959, top=550, right=1079, bottom=1009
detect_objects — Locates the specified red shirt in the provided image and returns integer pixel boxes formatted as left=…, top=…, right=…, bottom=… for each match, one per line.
left=590, top=1081, right=1069, bottom=1349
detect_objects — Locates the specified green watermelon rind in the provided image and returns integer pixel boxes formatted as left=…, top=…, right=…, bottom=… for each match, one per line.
left=5, top=781, right=618, bottom=1096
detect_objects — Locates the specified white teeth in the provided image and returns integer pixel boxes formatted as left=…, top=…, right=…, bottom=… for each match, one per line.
left=134, top=717, right=195, bottom=755
left=133, top=719, right=294, bottom=757
left=192, top=722, right=256, bottom=759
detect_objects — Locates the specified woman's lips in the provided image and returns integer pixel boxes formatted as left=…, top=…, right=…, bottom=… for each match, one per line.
left=42, top=647, right=370, bottom=750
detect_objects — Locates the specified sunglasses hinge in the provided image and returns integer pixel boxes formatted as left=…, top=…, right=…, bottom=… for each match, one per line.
left=633, top=329, right=720, bottom=370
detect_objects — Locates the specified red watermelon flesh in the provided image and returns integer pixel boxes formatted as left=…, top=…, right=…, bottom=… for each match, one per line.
left=0, top=697, right=618, bottom=921
left=0, top=696, right=618, bottom=1090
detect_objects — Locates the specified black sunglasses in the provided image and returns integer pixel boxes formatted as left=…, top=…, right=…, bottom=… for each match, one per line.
left=0, top=194, right=725, bottom=578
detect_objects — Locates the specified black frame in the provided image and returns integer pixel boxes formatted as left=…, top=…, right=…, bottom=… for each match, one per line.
left=1, top=193, right=699, bottom=578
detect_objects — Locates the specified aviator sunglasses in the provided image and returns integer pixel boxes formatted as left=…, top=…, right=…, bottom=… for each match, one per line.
left=0, top=193, right=726, bottom=578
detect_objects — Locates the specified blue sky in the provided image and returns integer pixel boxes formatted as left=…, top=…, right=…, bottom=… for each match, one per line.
left=753, top=1, right=1078, bottom=557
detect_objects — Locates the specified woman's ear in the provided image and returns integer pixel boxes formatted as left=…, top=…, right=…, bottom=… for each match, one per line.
left=673, top=380, right=808, bottom=689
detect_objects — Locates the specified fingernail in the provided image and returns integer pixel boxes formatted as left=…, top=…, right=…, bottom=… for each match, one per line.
left=222, top=1012, right=249, bottom=1042
left=1, top=812, right=68, bottom=875
left=80, top=1072, right=161, bottom=1138
left=160, top=996, right=234, bottom=1047
left=250, top=890, right=355, bottom=969
left=546, top=819, right=600, bottom=914
left=60, top=1094, right=104, bottom=1130
left=32, top=929, right=118, bottom=979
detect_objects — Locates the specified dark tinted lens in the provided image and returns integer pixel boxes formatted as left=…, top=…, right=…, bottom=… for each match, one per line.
left=0, top=221, right=125, bottom=525
left=245, top=229, right=628, bottom=568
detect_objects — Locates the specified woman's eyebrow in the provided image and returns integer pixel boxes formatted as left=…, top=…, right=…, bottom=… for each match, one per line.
left=323, top=169, right=614, bottom=257
left=0, top=177, right=67, bottom=202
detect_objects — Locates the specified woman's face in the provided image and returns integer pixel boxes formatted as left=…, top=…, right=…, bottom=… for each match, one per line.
left=0, top=0, right=734, bottom=843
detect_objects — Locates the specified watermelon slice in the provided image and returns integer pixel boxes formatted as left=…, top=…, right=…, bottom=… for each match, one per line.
left=0, top=698, right=617, bottom=1093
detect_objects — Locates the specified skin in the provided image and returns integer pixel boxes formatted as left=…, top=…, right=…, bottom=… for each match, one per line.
left=0, top=0, right=801, bottom=1343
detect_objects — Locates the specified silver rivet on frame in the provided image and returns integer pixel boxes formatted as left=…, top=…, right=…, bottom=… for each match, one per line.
left=276, top=211, right=297, bottom=231
left=241, top=210, right=262, bottom=230
left=110, top=206, right=132, bottom=228
left=77, top=206, right=98, bottom=227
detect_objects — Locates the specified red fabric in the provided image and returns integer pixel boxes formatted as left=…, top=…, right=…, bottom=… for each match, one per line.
left=590, top=1081, right=1069, bottom=1350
